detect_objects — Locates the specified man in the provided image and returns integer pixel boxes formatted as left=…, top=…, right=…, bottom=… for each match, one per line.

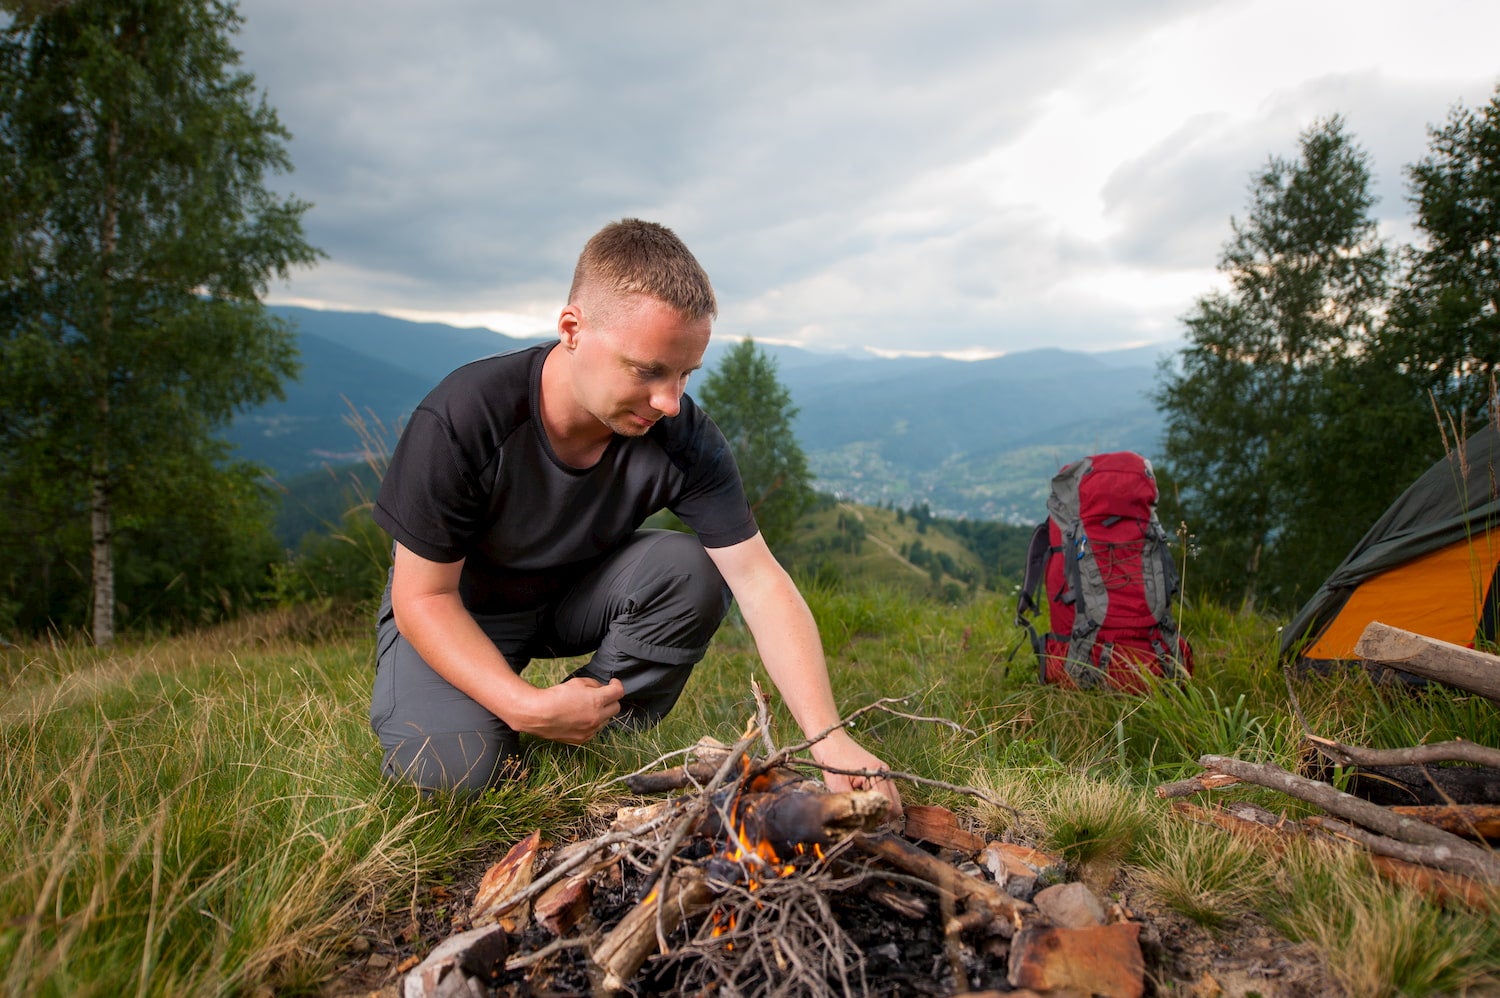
left=370, top=218, right=901, bottom=814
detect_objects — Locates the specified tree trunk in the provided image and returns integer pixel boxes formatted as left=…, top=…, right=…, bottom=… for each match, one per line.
left=90, top=116, right=120, bottom=647
left=90, top=465, right=114, bottom=646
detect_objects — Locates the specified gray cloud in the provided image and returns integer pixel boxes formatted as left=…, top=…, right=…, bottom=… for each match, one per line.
left=232, top=0, right=1500, bottom=355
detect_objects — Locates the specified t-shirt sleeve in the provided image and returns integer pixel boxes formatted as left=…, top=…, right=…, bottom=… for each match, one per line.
left=372, top=405, right=487, bottom=563
left=668, top=408, right=759, bottom=549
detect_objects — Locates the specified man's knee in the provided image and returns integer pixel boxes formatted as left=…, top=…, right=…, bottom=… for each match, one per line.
left=379, top=729, right=522, bottom=794
left=629, top=530, right=732, bottom=645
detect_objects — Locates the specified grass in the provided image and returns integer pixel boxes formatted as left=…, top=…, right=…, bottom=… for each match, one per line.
left=3, top=589, right=1500, bottom=996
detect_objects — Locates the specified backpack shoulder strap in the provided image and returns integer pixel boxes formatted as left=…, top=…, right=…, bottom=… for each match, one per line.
left=1015, top=521, right=1050, bottom=624
left=1014, top=521, right=1052, bottom=681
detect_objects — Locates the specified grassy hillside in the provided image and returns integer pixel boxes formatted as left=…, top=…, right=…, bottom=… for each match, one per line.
left=4, top=586, right=1498, bottom=995
left=781, top=498, right=1031, bottom=598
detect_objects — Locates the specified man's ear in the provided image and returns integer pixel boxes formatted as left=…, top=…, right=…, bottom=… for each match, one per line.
left=557, top=303, right=583, bottom=350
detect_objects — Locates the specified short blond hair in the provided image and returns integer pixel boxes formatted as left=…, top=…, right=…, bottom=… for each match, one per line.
left=568, top=219, right=718, bottom=320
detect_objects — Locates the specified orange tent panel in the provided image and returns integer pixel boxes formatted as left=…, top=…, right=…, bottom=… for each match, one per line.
left=1305, top=531, right=1500, bottom=660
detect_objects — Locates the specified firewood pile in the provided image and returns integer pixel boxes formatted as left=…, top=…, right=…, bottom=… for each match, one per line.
left=402, top=695, right=1150, bottom=998
left=1159, top=622, right=1500, bottom=908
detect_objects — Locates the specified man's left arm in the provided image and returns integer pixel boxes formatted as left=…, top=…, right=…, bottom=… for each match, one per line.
left=706, top=532, right=903, bottom=817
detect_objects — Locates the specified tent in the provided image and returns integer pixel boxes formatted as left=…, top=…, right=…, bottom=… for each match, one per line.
left=1281, top=422, right=1500, bottom=665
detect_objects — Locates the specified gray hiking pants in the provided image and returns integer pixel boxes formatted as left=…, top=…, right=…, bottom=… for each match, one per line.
left=370, top=530, right=732, bottom=793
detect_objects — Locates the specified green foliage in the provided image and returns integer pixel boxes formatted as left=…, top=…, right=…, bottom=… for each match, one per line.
left=1154, top=117, right=1396, bottom=611
left=266, top=506, right=392, bottom=611
left=695, top=338, right=814, bottom=550
left=1381, top=84, right=1500, bottom=427
left=0, top=0, right=321, bottom=640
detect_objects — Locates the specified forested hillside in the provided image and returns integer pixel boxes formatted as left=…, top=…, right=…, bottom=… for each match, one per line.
left=230, top=305, right=1170, bottom=523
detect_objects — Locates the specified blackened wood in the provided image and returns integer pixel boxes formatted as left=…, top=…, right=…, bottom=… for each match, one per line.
left=696, top=788, right=891, bottom=854
left=1345, top=764, right=1500, bottom=807
left=592, top=868, right=716, bottom=993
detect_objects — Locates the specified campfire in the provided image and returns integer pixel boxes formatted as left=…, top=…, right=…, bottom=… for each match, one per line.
left=401, top=691, right=1148, bottom=998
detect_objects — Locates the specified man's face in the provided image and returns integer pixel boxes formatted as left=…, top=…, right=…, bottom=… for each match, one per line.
left=569, top=294, right=712, bottom=437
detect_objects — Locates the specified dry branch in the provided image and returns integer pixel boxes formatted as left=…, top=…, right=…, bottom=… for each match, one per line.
left=1305, top=734, right=1500, bottom=771
left=1305, top=815, right=1500, bottom=885
left=851, top=831, right=1032, bottom=935
left=1154, top=772, right=1243, bottom=799
left=1354, top=622, right=1500, bottom=702
left=1198, top=754, right=1500, bottom=885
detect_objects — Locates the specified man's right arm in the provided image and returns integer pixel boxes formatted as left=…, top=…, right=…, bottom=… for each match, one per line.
left=388, top=542, right=625, bottom=744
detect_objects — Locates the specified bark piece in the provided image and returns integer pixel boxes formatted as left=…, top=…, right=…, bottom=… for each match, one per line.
left=470, top=830, right=541, bottom=931
left=1368, top=854, right=1500, bottom=909
left=1389, top=804, right=1500, bottom=840
left=1354, top=622, right=1500, bottom=702
left=980, top=841, right=1065, bottom=900
left=902, top=804, right=986, bottom=857
left=533, top=873, right=593, bottom=937
left=1008, top=922, right=1144, bottom=998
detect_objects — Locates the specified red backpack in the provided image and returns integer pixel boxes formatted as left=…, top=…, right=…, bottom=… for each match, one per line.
left=1015, top=452, right=1193, bottom=692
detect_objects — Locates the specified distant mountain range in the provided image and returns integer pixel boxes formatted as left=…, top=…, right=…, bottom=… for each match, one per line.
left=227, top=305, right=1177, bottom=524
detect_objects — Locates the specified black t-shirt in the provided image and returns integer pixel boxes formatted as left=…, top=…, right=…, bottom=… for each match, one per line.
left=373, top=343, right=758, bottom=612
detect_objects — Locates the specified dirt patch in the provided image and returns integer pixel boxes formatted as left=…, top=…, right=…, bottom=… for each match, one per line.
left=1121, top=879, right=1344, bottom=997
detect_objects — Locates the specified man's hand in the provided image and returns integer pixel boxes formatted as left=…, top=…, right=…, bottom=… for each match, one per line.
left=811, top=729, right=904, bottom=820
left=511, top=676, right=626, bottom=744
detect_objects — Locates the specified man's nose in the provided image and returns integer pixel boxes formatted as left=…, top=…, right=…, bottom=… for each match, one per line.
left=650, top=382, right=683, bottom=417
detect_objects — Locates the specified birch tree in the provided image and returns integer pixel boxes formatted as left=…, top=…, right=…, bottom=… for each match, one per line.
left=0, top=0, right=320, bottom=641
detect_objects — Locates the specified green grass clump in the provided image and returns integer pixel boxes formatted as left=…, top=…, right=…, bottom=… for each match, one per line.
left=1132, top=818, right=1273, bottom=930
left=0, top=619, right=609, bottom=996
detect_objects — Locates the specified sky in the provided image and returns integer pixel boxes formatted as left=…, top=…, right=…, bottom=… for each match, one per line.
left=233, top=1, right=1500, bottom=359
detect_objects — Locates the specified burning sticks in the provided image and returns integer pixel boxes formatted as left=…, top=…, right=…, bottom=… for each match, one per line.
left=404, top=702, right=1146, bottom=997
